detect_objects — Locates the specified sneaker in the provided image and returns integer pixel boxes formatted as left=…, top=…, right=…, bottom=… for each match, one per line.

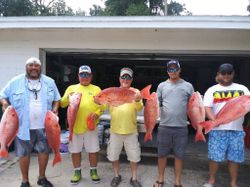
left=90, top=169, right=100, bottom=183
left=111, top=175, right=122, bottom=187
left=70, top=170, right=82, bottom=184
left=37, top=177, right=53, bottom=187
left=20, top=181, right=30, bottom=187
left=130, top=178, right=142, bottom=187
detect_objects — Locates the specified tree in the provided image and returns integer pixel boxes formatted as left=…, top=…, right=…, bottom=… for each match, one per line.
left=0, top=0, right=76, bottom=16
left=98, top=0, right=190, bottom=16
left=89, top=5, right=105, bottom=16
left=0, top=0, right=33, bottom=16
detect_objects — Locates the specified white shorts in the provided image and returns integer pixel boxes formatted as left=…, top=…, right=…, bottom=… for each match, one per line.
left=69, top=130, right=100, bottom=153
left=107, top=132, right=141, bottom=162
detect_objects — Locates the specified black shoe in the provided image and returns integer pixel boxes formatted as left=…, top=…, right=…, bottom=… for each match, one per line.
left=37, top=177, right=53, bottom=187
left=130, top=178, right=142, bottom=187
left=111, top=175, right=122, bottom=187
left=20, top=181, right=30, bottom=187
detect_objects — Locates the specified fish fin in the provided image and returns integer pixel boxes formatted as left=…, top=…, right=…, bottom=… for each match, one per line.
left=140, top=85, right=152, bottom=100
left=87, top=115, right=95, bottom=131
left=52, top=152, right=62, bottom=167
left=200, top=121, right=216, bottom=134
left=195, top=131, right=206, bottom=142
left=144, top=132, right=152, bottom=142
left=0, top=147, right=9, bottom=158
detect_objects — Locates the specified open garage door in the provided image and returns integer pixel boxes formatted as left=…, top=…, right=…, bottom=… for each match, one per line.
left=45, top=51, right=250, bottom=134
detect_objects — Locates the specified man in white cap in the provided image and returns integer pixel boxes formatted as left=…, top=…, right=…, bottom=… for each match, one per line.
left=0, top=57, right=61, bottom=187
left=61, top=65, right=105, bottom=185
left=100, top=67, right=143, bottom=187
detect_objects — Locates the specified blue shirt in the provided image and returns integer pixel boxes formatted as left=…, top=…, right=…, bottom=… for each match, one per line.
left=0, top=74, right=61, bottom=140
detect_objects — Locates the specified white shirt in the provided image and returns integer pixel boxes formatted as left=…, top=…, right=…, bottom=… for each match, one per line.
left=203, top=83, right=250, bottom=131
left=28, top=79, right=43, bottom=129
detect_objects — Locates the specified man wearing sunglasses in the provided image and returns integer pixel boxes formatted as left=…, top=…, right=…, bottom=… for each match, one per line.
left=202, top=63, right=249, bottom=187
left=154, top=60, right=194, bottom=187
left=61, top=65, right=105, bottom=185
left=105, top=67, right=143, bottom=187
left=0, top=57, right=61, bottom=187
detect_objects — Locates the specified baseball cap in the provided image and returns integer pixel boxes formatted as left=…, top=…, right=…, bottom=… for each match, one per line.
left=79, top=65, right=91, bottom=74
left=166, top=60, right=181, bottom=70
left=25, top=57, right=41, bottom=66
left=218, top=63, right=234, bottom=73
left=120, top=67, right=133, bottom=77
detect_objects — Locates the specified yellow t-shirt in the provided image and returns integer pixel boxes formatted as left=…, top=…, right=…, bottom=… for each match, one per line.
left=110, top=88, right=143, bottom=135
left=60, top=83, right=104, bottom=134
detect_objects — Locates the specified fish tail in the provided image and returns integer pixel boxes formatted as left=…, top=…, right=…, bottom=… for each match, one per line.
left=144, top=132, right=152, bottom=142
left=52, top=152, right=62, bottom=167
left=140, top=85, right=152, bottom=100
left=195, top=131, right=206, bottom=142
left=0, top=147, right=9, bottom=158
left=199, top=121, right=216, bottom=134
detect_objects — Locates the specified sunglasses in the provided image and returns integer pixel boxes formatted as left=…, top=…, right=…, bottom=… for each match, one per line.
left=79, top=73, right=91, bottom=78
left=120, top=74, right=132, bottom=80
left=167, top=68, right=179, bottom=73
left=220, top=71, right=233, bottom=75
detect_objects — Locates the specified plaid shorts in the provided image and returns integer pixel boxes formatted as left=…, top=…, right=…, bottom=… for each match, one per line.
left=15, top=129, right=51, bottom=157
left=208, top=130, right=245, bottom=163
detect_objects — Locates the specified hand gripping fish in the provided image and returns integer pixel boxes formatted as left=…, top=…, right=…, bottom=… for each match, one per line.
left=94, top=85, right=151, bottom=107
left=45, top=111, right=62, bottom=166
left=0, top=106, right=19, bottom=158
left=200, top=95, right=250, bottom=134
left=187, top=91, right=206, bottom=142
left=67, top=92, right=82, bottom=142
left=143, top=92, right=159, bottom=142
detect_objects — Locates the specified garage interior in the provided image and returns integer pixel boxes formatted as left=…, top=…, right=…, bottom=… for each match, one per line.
left=46, top=51, right=250, bottom=146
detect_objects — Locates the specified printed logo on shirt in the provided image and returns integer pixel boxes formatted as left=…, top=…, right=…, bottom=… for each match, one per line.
left=213, top=90, right=244, bottom=103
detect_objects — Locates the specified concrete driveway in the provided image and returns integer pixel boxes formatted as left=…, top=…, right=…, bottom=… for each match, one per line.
left=0, top=137, right=250, bottom=187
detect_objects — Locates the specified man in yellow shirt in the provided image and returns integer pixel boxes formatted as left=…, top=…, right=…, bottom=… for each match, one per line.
left=105, top=68, right=143, bottom=187
left=60, top=65, right=104, bottom=184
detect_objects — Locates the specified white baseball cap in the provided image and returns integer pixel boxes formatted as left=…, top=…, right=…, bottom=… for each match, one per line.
left=79, top=65, right=92, bottom=74
left=25, top=57, right=41, bottom=66
left=120, top=67, right=133, bottom=77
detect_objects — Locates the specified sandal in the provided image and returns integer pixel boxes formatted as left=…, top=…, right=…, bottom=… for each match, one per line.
left=153, top=180, right=164, bottom=187
left=174, top=185, right=183, bottom=187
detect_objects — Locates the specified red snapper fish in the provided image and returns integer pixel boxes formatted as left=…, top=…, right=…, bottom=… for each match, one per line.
left=0, top=106, right=19, bottom=158
left=144, top=92, right=159, bottom=142
left=201, top=95, right=250, bottom=134
left=187, top=91, right=206, bottom=142
left=67, top=92, right=82, bottom=142
left=45, top=111, right=61, bottom=166
left=94, top=85, right=151, bottom=107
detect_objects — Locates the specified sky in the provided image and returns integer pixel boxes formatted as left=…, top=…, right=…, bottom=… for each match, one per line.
left=64, top=0, right=249, bottom=16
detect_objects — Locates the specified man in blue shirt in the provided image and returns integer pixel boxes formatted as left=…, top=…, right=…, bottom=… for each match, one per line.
left=0, top=57, right=61, bottom=187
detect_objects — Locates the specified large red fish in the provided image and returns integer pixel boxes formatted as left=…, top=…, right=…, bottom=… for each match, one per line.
left=0, top=106, right=19, bottom=158
left=67, top=92, right=82, bottom=142
left=45, top=111, right=61, bottom=167
left=201, top=95, right=250, bottom=134
left=187, top=91, right=206, bottom=142
left=144, top=92, right=159, bottom=142
left=94, top=85, right=151, bottom=107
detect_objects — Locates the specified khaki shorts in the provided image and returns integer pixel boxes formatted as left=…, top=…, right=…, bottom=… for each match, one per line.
left=107, top=132, right=141, bottom=162
left=69, top=130, right=100, bottom=153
